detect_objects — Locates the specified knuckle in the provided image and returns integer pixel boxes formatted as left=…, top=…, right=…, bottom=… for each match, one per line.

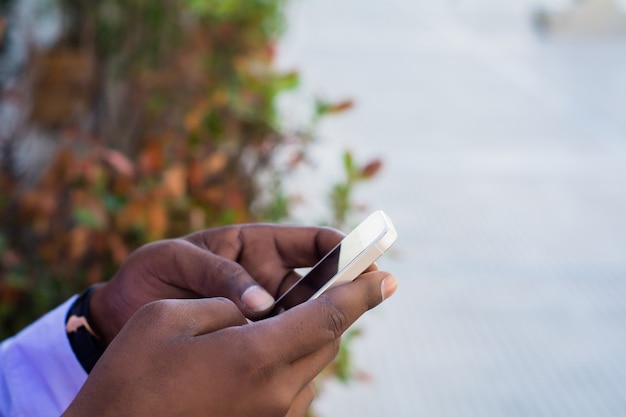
left=143, top=238, right=177, bottom=255
left=246, top=344, right=279, bottom=380
left=233, top=329, right=285, bottom=383
left=212, top=296, right=238, bottom=310
left=319, top=295, right=349, bottom=338
left=212, top=297, right=245, bottom=320
left=213, top=257, right=241, bottom=280
left=131, top=299, right=177, bottom=330
left=136, top=299, right=170, bottom=318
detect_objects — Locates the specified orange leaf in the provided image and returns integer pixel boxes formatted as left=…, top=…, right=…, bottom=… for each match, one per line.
left=107, top=234, right=129, bottom=265
left=67, top=226, right=90, bottom=261
left=203, top=152, right=228, bottom=176
left=188, top=160, right=203, bottom=189
left=146, top=203, right=168, bottom=241
left=330, top=100, right=354, bottom=113
left=184, top=100, right=210, bottom=132
left=361, top=159, right=383, bottom=179
left=316, top=99, right=355, bottom=117
left=162, top=164, right=187, bottom=198
left=201, top=187, right=225, bottom=205
left=116, top=200, right=145, bottom=232
left=139, top=142, right=164, bottom=175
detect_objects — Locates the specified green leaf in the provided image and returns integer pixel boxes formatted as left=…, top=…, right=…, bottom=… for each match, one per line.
left=72, top=208, right=102, bottom=229
left=273, top=71, right=299, bottom=92
left=343, top=151, right=354, bottom=175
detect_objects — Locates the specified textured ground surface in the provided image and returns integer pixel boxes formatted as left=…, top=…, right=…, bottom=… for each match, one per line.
left=278, top=1, right=626, bottom=416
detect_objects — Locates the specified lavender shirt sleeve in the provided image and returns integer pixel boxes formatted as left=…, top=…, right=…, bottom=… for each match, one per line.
left=0, top=296, right=88, bottom=417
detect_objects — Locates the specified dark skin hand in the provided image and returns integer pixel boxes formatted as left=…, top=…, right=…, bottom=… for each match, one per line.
left=63, top=270, right=398, bottom=417
left=89, top=224, right=351, bottom=346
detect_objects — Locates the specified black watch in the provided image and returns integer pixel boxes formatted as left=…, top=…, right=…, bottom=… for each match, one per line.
left=65, top=286, right=106, bottom=373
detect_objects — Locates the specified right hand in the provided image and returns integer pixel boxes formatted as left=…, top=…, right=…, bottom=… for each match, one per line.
left=62, top=270, right=398, bottom=417
left=89, top=224, right=347, bottom=346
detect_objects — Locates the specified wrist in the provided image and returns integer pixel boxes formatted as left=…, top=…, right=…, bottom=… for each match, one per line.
left=88, top=282, right=121, bottom=347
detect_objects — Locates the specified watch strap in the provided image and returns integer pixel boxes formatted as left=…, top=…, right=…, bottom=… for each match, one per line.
left=65, top=286, right=105, bottom=373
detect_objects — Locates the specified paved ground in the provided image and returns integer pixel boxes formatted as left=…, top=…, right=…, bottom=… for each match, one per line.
left=278, top=1, right=626, bottom=416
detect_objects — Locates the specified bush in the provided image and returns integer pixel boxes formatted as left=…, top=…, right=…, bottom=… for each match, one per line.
left=0, top=0, right=302, bottom=337
left=0, top=0, right=381, bottom=342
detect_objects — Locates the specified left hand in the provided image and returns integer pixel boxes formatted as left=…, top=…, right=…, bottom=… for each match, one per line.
left=89, top=224, right=346, bottom=345
left=63, top=270, right=397, bottom=417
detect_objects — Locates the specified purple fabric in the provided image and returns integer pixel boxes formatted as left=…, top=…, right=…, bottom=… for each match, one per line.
left=0, top=296, right=87, bottom=416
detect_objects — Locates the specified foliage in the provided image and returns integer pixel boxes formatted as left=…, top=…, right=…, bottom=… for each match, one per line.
left=0, top=0, right=383, bottom=413
left=0, top=0, right=308, bottom=338
left=329, top=150, right=383, bottom=229
left=301, top=153, right=382, bottom=417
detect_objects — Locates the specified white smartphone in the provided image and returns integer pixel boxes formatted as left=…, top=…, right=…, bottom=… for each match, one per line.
left=269, top=210, right=397, bottom=316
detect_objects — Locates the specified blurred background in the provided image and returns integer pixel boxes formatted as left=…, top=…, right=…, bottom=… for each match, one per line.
left=276, top=0, right=626, bottom=416
left=1, top=0, right=376, bottom=336
left=2, top=0, right=626, bottom=416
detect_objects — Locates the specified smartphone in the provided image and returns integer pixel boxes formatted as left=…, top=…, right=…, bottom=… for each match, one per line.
left=269, top=210, right=397, bottom=316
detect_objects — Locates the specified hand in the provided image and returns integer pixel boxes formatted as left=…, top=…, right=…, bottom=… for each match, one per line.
left=90, top=225, right=346, bottom=345
left=63, top=271, right=398, bottom=417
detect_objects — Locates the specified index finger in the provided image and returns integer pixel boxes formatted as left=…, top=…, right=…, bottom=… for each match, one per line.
left=249, top=270, right=397, bottom=363
left=245, top=225, right=345, bottom=269
left=187, top=225, right=345, bottom=269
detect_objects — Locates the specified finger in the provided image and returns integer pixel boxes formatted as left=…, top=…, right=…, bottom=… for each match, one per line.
left=170, top=240, right=276, bottom=316
left=363, top=262, right=379, bottom=273
left=240, top=225, right=345, bottom=269
left=251, top=271, right=397, bottom=364
left=284, top=381, right=316, bottom=417
left=185, top=225, right=345, bottom=299
left=187, top=225, right=345, bottom=269
left=235, top=226, right=345, bottom=293
left=133, top=298, right=248, bottom=337
left=276, top=270, right=302, bottom=297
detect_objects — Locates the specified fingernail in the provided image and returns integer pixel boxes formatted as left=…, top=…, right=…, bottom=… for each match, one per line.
left=241, top=286, right=275, bottom=312
left=381, top=276, right=398, bottom=301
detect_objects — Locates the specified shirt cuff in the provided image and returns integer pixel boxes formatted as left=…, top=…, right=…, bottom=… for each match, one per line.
left=0, top=296, right=88, bottom=416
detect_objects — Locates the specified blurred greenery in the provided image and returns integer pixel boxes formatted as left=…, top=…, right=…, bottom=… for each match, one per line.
left=329, top=151, right=383, bottom=229
left=0, top=0, right=382, bottom=413
left=0, top=0, right=301, bottom=336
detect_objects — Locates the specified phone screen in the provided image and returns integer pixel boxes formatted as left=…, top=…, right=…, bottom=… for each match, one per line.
left=273, top=244, right=341, bottom=312
left=267, top=210, right=396, bottom=317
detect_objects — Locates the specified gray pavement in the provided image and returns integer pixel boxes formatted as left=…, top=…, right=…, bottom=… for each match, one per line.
left=278, top=1, right=626, bottom=416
